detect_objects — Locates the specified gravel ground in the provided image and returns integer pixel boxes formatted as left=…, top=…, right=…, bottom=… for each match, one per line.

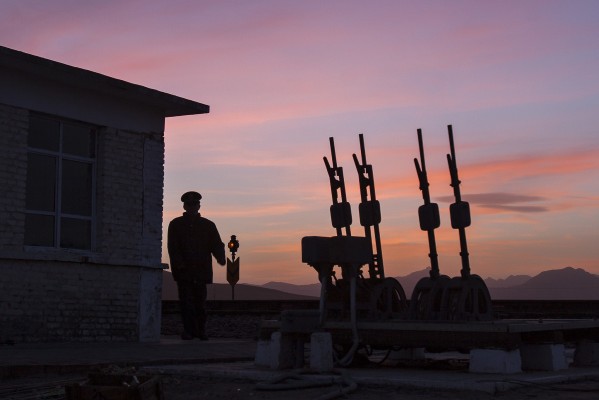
left=161, top=312, right=265, bottom=339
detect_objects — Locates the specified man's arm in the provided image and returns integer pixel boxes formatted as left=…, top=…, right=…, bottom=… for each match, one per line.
left=213, top=240, right=226, bottom=266
left=210, top=223, right=226, bottom=266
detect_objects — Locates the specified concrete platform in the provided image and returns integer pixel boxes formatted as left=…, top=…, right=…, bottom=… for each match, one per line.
left=0, top=336, right=257, bottom=378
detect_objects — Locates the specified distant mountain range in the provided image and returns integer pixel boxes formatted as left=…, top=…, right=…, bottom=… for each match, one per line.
left=162, top=266, right=599, bottom=301
left=162, top=271, right=317, bottom=301
left=488, top=267, right=599, bottom=300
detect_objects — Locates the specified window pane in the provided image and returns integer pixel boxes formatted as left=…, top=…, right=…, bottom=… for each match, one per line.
left=63, top=123, right=96, bottom=157
left=28, top=115, right=60, bottom=151
left=61, top=160, right=92, bottom=216
left=26, top=153, right=56, bottom=212
left=60, top=217, right=91, bottom=250
left=24, top=214, right=55, bottom=246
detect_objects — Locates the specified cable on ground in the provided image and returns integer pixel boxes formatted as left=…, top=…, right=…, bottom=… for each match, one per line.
left=255, top=368, right=358, bottom=400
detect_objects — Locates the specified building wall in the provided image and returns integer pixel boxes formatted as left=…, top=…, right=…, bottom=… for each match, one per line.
left=0, top=259, right=139, bottom=342
left=95, top=127, right=165, bottom=267
left=0, top=103, right=27, bottom=252
left=142, top=136, right=166, bottom=266
left=0, top=102, right=165, bottom=343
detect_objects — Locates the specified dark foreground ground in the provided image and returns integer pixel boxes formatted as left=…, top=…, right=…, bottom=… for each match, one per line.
left=165, top=375, right=599, bottom=399
left=2, top=372, right=599, bottom=400
left=3, top=312, right=599, bottom=399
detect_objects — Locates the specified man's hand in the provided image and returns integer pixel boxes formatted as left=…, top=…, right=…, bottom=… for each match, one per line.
left=217, top=256, right=226, bottom=266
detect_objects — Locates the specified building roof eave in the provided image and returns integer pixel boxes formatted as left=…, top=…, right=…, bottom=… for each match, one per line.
left=0, top=46, right=209, bottom=117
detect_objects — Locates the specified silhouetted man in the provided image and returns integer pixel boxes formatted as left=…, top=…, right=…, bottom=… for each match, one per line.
left=168, top=191, right=226, bottom=340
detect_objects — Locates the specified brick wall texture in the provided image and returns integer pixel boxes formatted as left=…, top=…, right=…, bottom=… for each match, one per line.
left=0, top=259, right=139, bottom=342
left=0, top=103, right=165, bottom=342
left=0, top=103, right=27, bottom=250
left=96, top=127, right=164, bottom=266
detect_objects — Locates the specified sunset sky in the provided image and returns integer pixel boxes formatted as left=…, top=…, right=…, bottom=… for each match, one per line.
left=2, top=1, right=598, bottom=284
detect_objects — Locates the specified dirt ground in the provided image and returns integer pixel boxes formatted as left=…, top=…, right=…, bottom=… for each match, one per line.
left=2, top=371, right=599, bottom=400
left=163, top=378, right=599, bottom=400
left=161, top=374, right=599, bottom=400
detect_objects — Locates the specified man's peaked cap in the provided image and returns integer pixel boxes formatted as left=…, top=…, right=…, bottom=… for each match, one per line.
left=181, top=191, right=202, bottom=203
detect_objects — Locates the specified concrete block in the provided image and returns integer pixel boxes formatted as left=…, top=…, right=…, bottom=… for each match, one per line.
left=388, top=348, right=426, bottom=361
left=254, top=339, right=272, bottom=368
left=574, top=341, right=599, bottom=366
left=138, top=268, right=162, bottom=343
left=469, top=349, right=522, bottom=374
left=309, top=332, right=333, bottom=372
left=267, top=332, right=298, bottom=370
left=520, top=344, right=568, bottom=371
left=268, top=332, right=282, bottom=369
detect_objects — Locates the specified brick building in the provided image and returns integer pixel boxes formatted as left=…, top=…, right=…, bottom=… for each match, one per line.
left=0, top=46, right=209, bottom=342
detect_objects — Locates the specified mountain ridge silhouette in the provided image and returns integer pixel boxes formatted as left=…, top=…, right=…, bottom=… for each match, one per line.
left=162, top=266, right=599, bottom=300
